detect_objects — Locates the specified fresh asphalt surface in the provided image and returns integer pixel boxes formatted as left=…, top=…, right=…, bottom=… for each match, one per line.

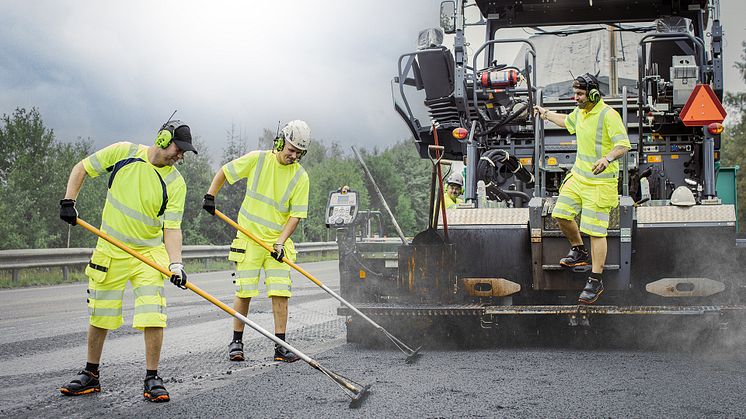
left=2, top=260, right=746, bottom=418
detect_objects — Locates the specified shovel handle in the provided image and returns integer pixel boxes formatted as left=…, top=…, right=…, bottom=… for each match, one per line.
left=75, top=217, right=239, bottom=316
left=214, top=210, right=324, bottom=289
left=75, top=217, right=369, bottom=403
left=427, top=145, right=444, bottom=166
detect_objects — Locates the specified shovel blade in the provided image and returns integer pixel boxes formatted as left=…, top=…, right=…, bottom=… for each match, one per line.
left=405, top=346, right=423, bottom=364
left=348, top=384, right=372, bottom=409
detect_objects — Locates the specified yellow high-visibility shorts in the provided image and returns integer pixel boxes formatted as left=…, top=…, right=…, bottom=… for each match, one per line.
left=551, top=174, right=619, bottom=237
left=85, top=247, right=169, bottom=330
left=228, top=238, right=296, bottom=298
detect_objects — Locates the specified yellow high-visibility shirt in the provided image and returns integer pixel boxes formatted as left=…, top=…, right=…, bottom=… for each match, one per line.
left=82, top=142, right=186, bottom=258
left=565, top=99, right=631, bottom=185
left=443, top=193, right=463, bottom=209
left=223, top=150, right=310, bottom=244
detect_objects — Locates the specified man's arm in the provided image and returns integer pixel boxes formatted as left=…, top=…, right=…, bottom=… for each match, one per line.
left=64, top=161, right=88, bottom=200
left=206, top=170, right=227, bottom=197
left=277, top=217, right=301, bottom=245
left=533, top=105, right=567, bottom=128
left=591, top=145, right=631, bottom=175
left=164, top=228, right=183, bottom=264
left=202, top=170, right=227, bottom=216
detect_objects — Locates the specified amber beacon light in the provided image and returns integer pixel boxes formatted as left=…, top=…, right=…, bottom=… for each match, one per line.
left=452, top=127, right=468, bottom=140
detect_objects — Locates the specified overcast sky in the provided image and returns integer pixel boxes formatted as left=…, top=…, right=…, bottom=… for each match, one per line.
left=1, top=0, right=744, bottom=162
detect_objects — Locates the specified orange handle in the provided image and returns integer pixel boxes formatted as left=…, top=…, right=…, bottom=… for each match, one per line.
left=76, top=217, right=237, bottom=316
left=214, top=210, right=324, bottom=288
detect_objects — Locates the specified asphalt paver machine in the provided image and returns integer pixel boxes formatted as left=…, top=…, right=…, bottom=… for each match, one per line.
left=330, top=0, right=746, bottom=343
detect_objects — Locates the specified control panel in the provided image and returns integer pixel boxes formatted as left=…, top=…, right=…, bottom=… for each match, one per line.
left=325, top=188, right=359, bottom=227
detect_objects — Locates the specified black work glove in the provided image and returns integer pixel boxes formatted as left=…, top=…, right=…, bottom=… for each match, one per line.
left=60, top=199, right=78, bottom=225
left=202, top=194, right=216, bottom=215
left=270, top=243, right=285, bottom=262
left=168, top=262, right=188, bottom=289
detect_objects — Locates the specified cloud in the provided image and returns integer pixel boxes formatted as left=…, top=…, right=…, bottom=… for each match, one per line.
left=1, top=0, right=744, bottom=160
left=0, top=0, right=437, bottom=160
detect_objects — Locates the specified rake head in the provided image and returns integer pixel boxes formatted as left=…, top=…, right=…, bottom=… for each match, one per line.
left=348, top=384, right=372, bottom=409
left=405, top=346, right=423, bottom=364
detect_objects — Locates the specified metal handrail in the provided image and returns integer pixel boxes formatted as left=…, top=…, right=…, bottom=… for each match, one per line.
left=0, top=242, right=339, bottom=281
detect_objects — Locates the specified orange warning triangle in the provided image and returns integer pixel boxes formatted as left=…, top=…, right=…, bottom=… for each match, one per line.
left=678, top=84, right=727, bottom=126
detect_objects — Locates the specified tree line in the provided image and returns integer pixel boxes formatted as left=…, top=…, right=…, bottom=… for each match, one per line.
left=0, top=109, right=433, bottom=250
left=2, top=42, right=746, bottom=251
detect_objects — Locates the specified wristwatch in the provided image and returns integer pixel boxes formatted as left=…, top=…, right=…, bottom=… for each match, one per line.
left=605, top=155, right=615, bottom=164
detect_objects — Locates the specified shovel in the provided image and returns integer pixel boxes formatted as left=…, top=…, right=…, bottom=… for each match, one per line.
left=214, top=210, right=422, bottom=364
left=412, top=144, right=445, bottom=245
left=75, top=217, right=371, bottom=408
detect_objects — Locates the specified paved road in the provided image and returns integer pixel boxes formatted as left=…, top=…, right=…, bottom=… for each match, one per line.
left=2, top=260, right=746, bottom=417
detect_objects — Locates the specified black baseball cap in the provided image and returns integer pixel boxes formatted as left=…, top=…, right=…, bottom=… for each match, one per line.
left=172, top=123, right=197, bottom=154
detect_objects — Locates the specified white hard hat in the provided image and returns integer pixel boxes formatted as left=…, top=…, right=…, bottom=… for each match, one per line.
left=281, top=120, right=311, bottom=151
left=670, top=186, right=696, bottom=206
left=447, top=172, right=464, bottom=187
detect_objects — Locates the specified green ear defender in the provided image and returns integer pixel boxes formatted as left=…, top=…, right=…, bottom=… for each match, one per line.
left=155, top=111, right=180, bottom=149
left=273, top=137, right=285, bottom=152
left=578, top=73, right=601, bottom=103
left=156, top=125, right=173, bottom=149
left=588, top=88, right=600, bottom=103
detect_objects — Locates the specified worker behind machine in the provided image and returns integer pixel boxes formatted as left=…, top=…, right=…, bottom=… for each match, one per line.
left=444, top=172, right=464, bottom=209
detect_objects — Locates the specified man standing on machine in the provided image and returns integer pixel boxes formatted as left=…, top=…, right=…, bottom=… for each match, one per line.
left=533, top=73, right=630, bottom=304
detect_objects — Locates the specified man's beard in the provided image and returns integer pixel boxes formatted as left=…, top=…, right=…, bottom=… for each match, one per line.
left=577, top=99, right=593, bottom=110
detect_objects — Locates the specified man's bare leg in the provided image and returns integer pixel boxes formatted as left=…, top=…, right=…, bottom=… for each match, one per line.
left=271, top=296, right=299, bottom=362
left=144, top=327, right=163, bottom=371
left=232, top=296, right=251, bottom=332
left=87, top=325, right=108, bottom=364
left=590, top=236, right=607, bottom=274
left=556, top=217, right=583, bottom=247
left=271, top=296, right=289, bottom=334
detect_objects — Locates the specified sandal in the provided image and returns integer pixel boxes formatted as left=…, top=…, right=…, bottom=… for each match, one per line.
left=60, top=370, right=100, bottom=396
left=143, top=375, right=170, bottom=402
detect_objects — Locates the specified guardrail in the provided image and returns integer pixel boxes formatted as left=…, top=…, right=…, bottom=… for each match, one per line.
left=0, top=242, right=338, bottom=282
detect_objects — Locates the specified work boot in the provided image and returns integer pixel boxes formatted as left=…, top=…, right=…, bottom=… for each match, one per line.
left=143, top=375, right=170, bottom=403
left=578, top=278, right=604, bottom=304
left=228, top=340, right=244, bottom=361
left=559, top=246, right=589, bottom=267
left=59, top=370, right=100, bottom=396
left=274, top=344, right=301, bottom=363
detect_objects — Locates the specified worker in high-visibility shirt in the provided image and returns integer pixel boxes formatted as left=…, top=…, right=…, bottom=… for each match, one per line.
left=202, top=120, right=311, bottom=363
left=533, top=73, right=631, bottom=304
left=58, top=120, right=197, bottom=402
left=443, top=172, right=464, bottom=209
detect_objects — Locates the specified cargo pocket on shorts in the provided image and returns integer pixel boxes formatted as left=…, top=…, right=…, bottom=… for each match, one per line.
left=85, top=251, right=111, bottom=283
left=558, top=173, right=573, bottom=193
left=597, top=183, right=620, bottom=209
left=228, top=239, right=248, bottom=263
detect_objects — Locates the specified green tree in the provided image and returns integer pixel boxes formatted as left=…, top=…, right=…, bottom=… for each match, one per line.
left=177, top=138, right=222, bottom=245
left=722, top=41, right=746, bottom=230
left=358, top=140, right=431, bottom=237
left=304, top=145, right=370, bottom=242
left=0, top=108, right=100, bottom=249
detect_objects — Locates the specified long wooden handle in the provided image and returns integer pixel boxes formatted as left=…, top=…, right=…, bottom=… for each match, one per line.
left=76, top=217, right=238, bottom=316
left=214, top=210, right=323, bottom=288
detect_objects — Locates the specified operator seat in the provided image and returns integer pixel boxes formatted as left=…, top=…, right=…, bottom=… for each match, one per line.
left=414, top=47, right=460, bottom=126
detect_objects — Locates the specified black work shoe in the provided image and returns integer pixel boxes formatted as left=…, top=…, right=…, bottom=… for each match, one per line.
left=143, top=375, right=170, bottom=403
left=560, top=247, right=590, bottom=267
left=274, top=344, right=301, bottom=363
left=60, top=370, right=101, bottom=396
left=228, top=340, right=244, bottom=361
left=578, top=278, right=604, bottom=304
